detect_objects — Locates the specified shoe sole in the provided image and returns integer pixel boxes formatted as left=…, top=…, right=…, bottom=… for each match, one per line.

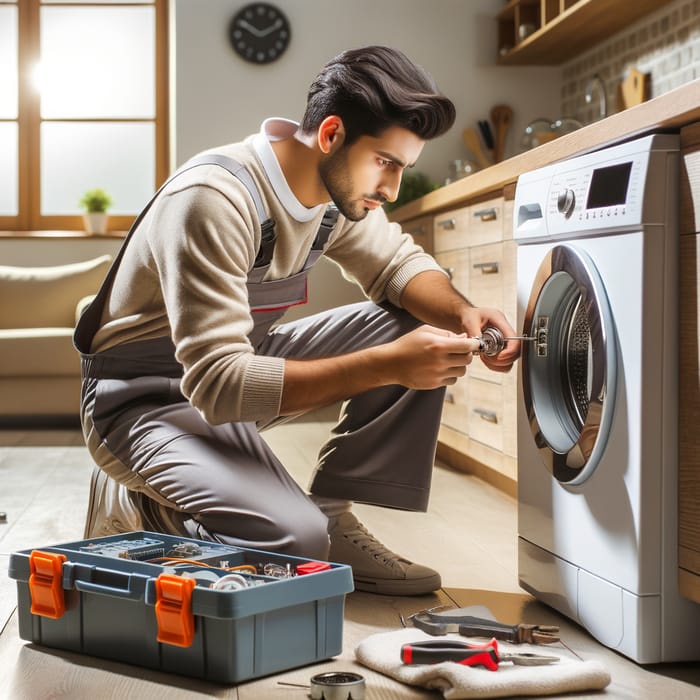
left=352, top=573, right=442, bottom=597
left=83, top=467, right=106, bottom=538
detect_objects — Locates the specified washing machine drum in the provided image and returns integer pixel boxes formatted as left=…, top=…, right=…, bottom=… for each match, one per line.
left=522, top=243, right=617, bottom=485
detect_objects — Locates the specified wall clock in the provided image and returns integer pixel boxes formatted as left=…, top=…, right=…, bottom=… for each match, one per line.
left=228, top=3, right=291, bottom=65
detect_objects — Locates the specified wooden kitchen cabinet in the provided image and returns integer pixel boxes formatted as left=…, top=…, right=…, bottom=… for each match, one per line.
left=401, top=214, right=434, bottom=255
left=463, top=196, right=517, bottom=491
left=414, top=194, right=518, bottom=496
left=679, top=121, right=700, bottom=604
left=497, top=0, right=675, bottom=65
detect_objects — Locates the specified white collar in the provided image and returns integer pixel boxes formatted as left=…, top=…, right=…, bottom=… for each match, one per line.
left=253, top=118, right=324, bottom=223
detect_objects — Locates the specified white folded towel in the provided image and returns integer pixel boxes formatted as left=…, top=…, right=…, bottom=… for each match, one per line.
left=355, top=627, right=610, bottom=698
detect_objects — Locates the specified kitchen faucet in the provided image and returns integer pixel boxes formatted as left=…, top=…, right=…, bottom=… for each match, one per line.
left=585, top=74, right=608, bottom=120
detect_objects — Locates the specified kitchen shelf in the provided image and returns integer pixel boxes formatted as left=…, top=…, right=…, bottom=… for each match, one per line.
left=497, top=0, right=674, bottom=65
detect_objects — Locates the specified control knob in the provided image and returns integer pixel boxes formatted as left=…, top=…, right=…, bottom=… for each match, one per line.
left=556, top=188, right=576, bottom=217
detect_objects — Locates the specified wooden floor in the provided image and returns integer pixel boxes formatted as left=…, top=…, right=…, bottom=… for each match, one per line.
left=1, top=414, right=700, bottom=699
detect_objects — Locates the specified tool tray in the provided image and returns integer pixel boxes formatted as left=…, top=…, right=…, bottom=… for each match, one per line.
left=8, top=531, right=354, bottom=683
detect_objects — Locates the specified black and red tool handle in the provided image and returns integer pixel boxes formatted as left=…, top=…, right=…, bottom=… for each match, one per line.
left=400, top=639, right=500, bottom=671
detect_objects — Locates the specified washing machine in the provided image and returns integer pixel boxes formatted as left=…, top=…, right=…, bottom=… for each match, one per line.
left=514, top=132, right=700, bottom=663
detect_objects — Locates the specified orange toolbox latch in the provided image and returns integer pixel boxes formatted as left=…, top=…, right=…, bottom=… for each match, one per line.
left=29, top=550, right=68, bottom=619
left=154, top=573, right=196, bottom=647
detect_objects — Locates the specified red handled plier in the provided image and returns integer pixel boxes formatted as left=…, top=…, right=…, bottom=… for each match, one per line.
left=400, top=637, right=559, bottom=671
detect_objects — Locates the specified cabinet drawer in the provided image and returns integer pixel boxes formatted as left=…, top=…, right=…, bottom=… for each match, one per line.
left=469, top=197, right=504, bottom=246
left=466, top=377, right=504, bottom=452
left=469, top=242, right=504, bottom=309
left=435, top=249, right=469, bottom=296
left=434, top=206, right=470, bottom=253
left=468, top=241, right=518, bottom=384
left=402, top=214, right=434, bottom=254
left=441, top=375, right=469, bottom=435
left=502, top=197, right=515, bottom=241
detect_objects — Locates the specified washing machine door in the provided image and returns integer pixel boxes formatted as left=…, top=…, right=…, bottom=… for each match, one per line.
left=521, top=243, right=617, bottom=485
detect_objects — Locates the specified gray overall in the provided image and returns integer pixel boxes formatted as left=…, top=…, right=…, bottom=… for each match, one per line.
left=74, top=156, right=446, bottom=559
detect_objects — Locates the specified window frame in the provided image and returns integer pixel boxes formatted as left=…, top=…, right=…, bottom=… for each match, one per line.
left=0, top=0, right=169, bottom=233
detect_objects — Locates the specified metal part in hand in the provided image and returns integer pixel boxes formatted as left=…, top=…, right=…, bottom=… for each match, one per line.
left=476, top=326, right=536, bottom=356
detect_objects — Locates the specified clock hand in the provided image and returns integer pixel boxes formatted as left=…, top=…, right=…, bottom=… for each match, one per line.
left=257, top=18, right=283, bottom=37
left=236, top=18, right=266, bottom=38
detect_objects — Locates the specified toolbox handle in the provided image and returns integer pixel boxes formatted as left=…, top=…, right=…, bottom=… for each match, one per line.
left=73, top=577, right=146, bottom=601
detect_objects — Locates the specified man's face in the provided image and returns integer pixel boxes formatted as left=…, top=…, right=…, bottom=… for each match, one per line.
left=318, top=126, right=425, bottom=222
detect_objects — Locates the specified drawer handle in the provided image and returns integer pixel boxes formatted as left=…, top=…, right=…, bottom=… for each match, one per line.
left=437, top=218, right=457, bottom=230
left=473, top=407, right=498, bottom=423
left=444, top=391, right=456, bottom=404
left=472, top=261, right=499, bottom=274
left=409, top=225, right=426, bottom=235
left=441, top=266, right=454, bottom=279
left=473, top=207, right=498, bottom=222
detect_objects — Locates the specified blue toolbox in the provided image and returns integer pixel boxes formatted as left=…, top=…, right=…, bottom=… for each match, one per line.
left=8, top=531, right=354, bottom=683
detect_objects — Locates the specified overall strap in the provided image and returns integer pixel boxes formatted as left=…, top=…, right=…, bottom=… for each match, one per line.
left=74, top=154, right=273, bottom=353
left=312, top=205, right=339, bottom=251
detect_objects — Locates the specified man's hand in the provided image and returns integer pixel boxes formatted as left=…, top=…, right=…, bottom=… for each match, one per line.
left=379, top=325, right=481, bottom=389
left=459, top=306, right=521, bottom=373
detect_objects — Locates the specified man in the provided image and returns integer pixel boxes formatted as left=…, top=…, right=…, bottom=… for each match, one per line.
left=75, top=46, right=519, bottom=597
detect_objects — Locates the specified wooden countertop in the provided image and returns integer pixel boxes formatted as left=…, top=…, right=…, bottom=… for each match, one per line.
left=392, top=78, right=700, bottom=220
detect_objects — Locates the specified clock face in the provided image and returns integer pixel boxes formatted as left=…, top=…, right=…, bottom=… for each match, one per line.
left=229, top=3, right=291, bottom=65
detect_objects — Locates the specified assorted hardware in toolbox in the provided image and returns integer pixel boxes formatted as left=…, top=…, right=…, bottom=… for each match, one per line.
left=7, top=531, right=354, bottom=683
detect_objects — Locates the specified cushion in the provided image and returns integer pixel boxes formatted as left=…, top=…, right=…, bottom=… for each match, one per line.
left=0, top=255, right=112, bottom=329
left=0, top=328, right=79, bottom=377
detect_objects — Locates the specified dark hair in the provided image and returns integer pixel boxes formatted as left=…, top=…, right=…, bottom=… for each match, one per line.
left=301, top=46, right=456, bottom=146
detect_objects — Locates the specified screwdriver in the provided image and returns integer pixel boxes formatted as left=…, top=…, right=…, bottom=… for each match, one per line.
left=476, top=327, right=536, bottom=356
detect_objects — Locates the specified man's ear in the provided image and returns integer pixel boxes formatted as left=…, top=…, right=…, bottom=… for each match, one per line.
left=318, top=116, right=345, bottom=154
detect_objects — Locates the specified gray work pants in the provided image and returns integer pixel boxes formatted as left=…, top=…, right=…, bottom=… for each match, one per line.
left=82, top=302, right=445, bottom=559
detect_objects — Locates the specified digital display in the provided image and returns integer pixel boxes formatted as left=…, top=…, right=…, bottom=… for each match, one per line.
left=585, top=161, right=633, bottom=209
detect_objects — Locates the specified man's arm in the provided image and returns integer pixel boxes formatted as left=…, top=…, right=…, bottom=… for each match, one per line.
left=279, top=269, right=522, bottom=416
left=280, top=323, right=480, bottom=415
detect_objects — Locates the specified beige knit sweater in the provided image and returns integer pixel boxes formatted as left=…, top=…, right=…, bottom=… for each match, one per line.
left=91, top=132, right=444, bottom=425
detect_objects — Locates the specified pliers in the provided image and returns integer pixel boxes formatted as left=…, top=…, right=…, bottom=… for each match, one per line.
left=400, top=637, right=559, bottom=672
left=410, top=607, right=560, bottom=645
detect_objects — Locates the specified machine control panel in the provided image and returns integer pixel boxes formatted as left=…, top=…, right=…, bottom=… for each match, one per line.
left=513, top=133, right=678, bottom=241
left=550, top=160, right=635, bottom=223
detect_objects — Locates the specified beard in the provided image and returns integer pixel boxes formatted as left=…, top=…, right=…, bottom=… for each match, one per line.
left=318, top=147, right=386, bottom=221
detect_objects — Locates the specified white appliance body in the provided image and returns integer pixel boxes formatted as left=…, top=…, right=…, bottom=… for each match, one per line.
left=515, top=133, right=700, bottom=662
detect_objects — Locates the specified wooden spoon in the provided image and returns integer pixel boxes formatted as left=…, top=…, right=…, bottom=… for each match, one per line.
left=490, top=104, right=513, bottom=163
left=462, top=127, right=492, bottom=170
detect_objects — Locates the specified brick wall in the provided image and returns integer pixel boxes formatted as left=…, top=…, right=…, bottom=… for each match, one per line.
left=561, top=0, right=700, bottom=124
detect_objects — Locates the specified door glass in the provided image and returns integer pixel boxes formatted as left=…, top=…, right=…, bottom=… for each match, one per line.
left=0, top=123, right=18, bottom=215
left=563, top=297, right=592, bottom=428
left=0, top=5, right=18, bottom=118
left=39, top=6, right=155, bottom=119
left=41, top=122, right=154, bottom=215
left=523, top=244, right=616, bottom=485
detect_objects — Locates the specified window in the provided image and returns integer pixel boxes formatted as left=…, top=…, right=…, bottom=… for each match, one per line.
left=0, top=0, right=168, bottom=232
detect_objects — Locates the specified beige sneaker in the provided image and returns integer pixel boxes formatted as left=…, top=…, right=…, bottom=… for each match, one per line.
left=84, top=466, right=143, bottom=538
left=327, top=511, right=441, bottom=596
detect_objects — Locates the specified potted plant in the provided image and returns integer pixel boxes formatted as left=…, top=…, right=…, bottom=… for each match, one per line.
left=79, top=188, right=113, bottom=234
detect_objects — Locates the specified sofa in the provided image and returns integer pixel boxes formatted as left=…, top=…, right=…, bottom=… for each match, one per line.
left=0, top=255, right=113, bottom=421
